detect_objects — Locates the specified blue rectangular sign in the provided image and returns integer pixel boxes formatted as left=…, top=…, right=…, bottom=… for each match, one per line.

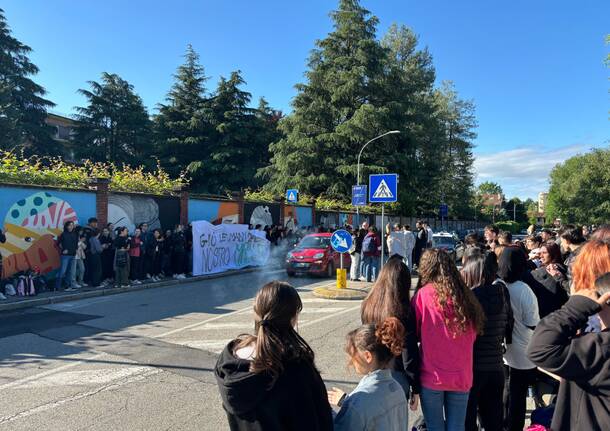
left=286, top=189, right=298, bottom=203
left=352, top=185, right=367, bottom=206
left=369, top=174, right=398, bottom=203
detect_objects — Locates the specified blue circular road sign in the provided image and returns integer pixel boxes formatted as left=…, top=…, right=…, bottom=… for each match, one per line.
left=331, top=229, right=353, bottom=253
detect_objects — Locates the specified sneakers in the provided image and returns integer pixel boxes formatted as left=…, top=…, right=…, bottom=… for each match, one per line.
left=132, top=280, right=142, bottom=285
left=65, top=287, right=76, bottom=292
left=146, top=274, right=152, bottom=279
left=72, top=283, right=82, bottom=289
left=81, top=283, right=88, bottom=287
left=0, top=292, right=6, bottom=300
left=176, top=274, right=186, bottom=280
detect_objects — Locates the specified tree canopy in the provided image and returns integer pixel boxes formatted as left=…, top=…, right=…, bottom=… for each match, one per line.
left=546, top=148, right=610, bottom=225
left=0, top=8, right=55, bottom=154
left=259, top=0, right=477, bottom=218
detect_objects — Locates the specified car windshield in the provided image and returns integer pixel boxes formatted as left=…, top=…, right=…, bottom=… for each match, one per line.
left=298, top=236, right=330, bottom=249
left=433, top=236, right=454, bottom=246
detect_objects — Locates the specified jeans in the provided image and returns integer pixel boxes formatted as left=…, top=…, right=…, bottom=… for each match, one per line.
left=465, top=369, right=505, bottom=431
left=363, top=255, right=379, bottom=282
left=349, top=252, right=361, bottom=280
left=404, top=248, right=414, bottom=271
left=55, top=255, right=74, bottom=291
left=71, top=258, right=85, bottom=287
left=420, top=387, right=469, bottom=431
left=504, top=367, right=537, bottom=431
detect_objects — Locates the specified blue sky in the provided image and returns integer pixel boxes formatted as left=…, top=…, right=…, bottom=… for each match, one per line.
left=3, top=0, right=609, bottom=199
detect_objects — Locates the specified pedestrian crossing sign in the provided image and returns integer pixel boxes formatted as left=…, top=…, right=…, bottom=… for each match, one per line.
left=286, top=189, right=298, bottom=203
left=369, top=174, right=398, bottom=203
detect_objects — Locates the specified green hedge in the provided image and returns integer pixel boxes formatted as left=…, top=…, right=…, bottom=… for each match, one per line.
left=0, top=151, right=187, bottom=195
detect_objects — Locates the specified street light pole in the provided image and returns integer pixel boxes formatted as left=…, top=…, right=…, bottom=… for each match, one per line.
left=355, top=130, right=400, bottom=226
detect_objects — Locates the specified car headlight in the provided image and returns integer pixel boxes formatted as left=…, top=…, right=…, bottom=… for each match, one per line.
left=313, top=252, right=325, bottom=259
left=286, top=252, right=293, bottom=259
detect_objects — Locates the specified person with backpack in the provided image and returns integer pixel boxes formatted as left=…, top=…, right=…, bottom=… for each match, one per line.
left=113, top=227, right=131, bottom=288
left=88, top=229, right=103, bottom=288
left=461, top=248, right=513, bottom=431
left=362, top=227, right=381, bottom=283
left=328, top=318, right=408, bottom=430
left=215, top=281, right=333, bottom=431
left=413, top=248, right=485, bottom=431
left=55, top=221, right=78, bottom=291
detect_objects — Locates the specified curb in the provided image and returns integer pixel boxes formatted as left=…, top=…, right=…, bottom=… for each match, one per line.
left=0, top=267, right=260, bottom=312
left=313, top=286, right=369, bottom=300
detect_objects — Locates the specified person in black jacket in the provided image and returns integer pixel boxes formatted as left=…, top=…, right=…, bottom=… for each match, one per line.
left=215, top=281, right=333, bottom=431
left=461, top=247, right=513, bottom=431
left=99, top=227, right=114, bottom=283
left=360, top=258, right=421, bottom=414
left=0, top=227, right=6, bottom=281
left=527, top=286, right=610, bottom=431
left=527, top=241, right=569, bottom=318
left=55, top=221, right=78, bottom=291
left=171, top=225, right=187, bottom=279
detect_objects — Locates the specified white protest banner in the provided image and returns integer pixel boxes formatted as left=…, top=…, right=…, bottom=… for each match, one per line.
left=192, top=221, right=271, bottom=276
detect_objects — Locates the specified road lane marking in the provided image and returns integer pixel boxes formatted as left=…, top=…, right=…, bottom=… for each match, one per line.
left=300, top=307, right=346, bottom=314
left=300, top=305, right=361, bottom=328
left=0, top=368, right=161, bottom=425
left=18, top=366, right=150, bottom=388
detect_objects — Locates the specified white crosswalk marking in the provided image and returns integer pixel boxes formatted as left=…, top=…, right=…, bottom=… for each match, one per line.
left=300, top=307, right=345, bottom=314
left=17, top=366, right=150, bottom=388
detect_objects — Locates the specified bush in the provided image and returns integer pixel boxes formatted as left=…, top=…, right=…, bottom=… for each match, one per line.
left=0, top=151, right=188, bottom=195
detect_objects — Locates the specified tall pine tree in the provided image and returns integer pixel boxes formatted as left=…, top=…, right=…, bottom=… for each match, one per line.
left=259, top=0, right=391, bottom=197
left=155, top=45, right=213, bottom=185
left=74, top=72, right=152, bottom=165
left=0, top=8, right=55, bottom=154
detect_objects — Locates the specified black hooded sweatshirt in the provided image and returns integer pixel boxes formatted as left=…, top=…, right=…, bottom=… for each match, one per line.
left=527, top=296, right=610, bottom=431
left=215, top=341, right=333, bottom=431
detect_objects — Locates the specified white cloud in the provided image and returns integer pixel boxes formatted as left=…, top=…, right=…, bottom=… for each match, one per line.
left=473, top=144, right=591, bottom=199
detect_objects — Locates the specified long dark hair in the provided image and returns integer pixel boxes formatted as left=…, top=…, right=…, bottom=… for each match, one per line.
left=346, top=317, right=405, bottom=369
left=234, top=281, right=315, bottom=386
left=498, top=247, right=528, bottom=283
left=461, top=247, right=498, bottom=289
left=541, top=241, right=562, bottom=265
left=361, top=258, right=411, bottom=324
left=417, top=248, right=485, bottom=335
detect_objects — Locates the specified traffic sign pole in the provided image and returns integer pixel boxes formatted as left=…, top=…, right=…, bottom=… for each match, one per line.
left=380, top=203, right=385, bottom=270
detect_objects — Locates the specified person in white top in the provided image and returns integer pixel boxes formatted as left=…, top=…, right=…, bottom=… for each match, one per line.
left=402, top=225, right=416, bottom=271
left=423, top=222, right=434, bottom=249
left=386, top=223, right=406, bottom=260
left=498, top=247, right=540, bottom=431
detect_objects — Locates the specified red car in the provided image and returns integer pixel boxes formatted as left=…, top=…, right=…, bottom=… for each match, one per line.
left=286, top=233, right=351, bottom=277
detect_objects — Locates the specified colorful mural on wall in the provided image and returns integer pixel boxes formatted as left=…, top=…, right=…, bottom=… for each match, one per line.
left=243, top=202, right=280, bottom=228
left=188, top=199, right=239, bottom=225
left=108, top=194, right=180, bottom=232
left=0, top=187, right=96, bottom=278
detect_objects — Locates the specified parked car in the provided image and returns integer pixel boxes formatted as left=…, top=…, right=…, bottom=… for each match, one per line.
left=285, top=233, right=351, bottom=277
left=432, top=232, right=465, bottom=263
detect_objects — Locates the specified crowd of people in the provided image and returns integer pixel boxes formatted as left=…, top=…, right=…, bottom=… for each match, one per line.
left=52, top=218, right=194, bottom=291
left=347, top=220, right=432, bottom=283
left=214, top=223, right=610, bottom=431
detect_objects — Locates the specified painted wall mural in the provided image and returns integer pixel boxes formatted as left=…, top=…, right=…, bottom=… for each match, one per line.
left=107, top=194, right=180, bottom=232
left=188, top=199, right=239, bottom=225
left=284, top=205, right=314, bottom=230
left=0, top=187, right=96, bottom=278
left=243, top=202, right=280, bottom=228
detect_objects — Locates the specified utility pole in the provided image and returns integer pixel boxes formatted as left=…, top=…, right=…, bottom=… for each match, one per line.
left=513, top=202, right=516, bottom=222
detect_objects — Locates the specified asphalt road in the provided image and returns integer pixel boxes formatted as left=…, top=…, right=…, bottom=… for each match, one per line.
left=0, top=268, right=425, bottom=431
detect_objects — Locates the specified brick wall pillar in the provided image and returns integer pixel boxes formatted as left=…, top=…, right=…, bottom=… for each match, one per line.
left=179, top=187, right=189, bottom=226
left=232, top=192, right=245, bottom=225
left=92, top=177, right=110, bottom=226
left=309, top=199, right=316, bottom=229
left=276, top=197, right=285, bottom=227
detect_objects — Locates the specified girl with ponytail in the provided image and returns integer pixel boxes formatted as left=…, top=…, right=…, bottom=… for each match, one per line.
left=328, top=317, right=409, bottom=430
left=214, top=281, right=333, bottom=431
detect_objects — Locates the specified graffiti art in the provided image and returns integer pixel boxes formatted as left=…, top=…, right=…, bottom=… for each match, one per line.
left=108, top=194, right=180, bottom=232
left=0, top=191, right=79, bottom=278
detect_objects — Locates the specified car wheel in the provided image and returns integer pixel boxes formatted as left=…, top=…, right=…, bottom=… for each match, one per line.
left=326, top=262, right=335, bottom=278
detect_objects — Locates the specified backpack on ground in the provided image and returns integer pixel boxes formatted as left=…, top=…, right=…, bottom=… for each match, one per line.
left=362, top=235, right=377, bottom=254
